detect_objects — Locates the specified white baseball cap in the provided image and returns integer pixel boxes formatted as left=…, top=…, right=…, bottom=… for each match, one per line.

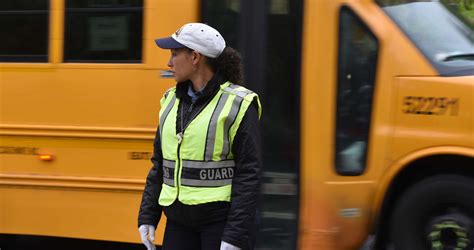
left=155, top=23, right=226, bottom=58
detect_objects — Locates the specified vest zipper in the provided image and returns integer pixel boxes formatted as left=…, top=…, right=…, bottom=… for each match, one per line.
left=188, top=102, right=194, bottom=113
left=175, top=101, right=193, bottom=201
left=175, top=97, right=214, bottom=201
left=176, top=132, right=183, bottom=200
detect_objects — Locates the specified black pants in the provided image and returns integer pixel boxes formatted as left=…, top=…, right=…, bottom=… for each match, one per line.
left=162, top=219, right=226, bottom=250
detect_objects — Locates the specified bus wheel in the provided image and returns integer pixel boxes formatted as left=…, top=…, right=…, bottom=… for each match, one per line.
left=389, top=175, right=474, bottom=250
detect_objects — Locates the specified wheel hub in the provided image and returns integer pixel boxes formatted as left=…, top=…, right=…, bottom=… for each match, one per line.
left=428, top=214, right=472, bottom=250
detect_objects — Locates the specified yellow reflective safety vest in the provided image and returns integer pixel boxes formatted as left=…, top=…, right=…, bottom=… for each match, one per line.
left=158, top=81, right=262, bottom=206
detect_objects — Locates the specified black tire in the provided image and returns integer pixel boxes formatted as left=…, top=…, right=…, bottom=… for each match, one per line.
left=389, top=175, right=474, bottom=250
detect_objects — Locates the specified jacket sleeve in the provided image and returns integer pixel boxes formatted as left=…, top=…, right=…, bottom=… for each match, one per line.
left=138, top=126, right=164, bottom=228
left=221, top=101, right=262, bottom=249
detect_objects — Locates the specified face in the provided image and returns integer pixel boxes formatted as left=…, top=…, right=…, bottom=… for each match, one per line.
left=167, top=48, right=195, bottom=82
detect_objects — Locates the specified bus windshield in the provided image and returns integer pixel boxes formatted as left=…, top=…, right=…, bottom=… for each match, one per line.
left=377, top=0, right=474, bottom=76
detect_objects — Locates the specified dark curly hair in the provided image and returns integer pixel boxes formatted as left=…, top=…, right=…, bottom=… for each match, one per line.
left=207, top=47, right=244, bottom=85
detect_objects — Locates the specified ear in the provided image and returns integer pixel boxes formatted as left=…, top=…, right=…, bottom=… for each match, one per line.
left=191, top=51, right=201, bottom=66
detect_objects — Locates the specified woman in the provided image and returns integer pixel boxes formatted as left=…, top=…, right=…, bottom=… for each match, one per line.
left=138, top=23, right=262, bottom=250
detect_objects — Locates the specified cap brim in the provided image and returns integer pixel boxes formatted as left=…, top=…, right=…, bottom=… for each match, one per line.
left=154, top=37, right=186, bottom=49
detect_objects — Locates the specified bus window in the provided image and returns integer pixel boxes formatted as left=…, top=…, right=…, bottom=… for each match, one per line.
left=377, top=0, right=474, bottom=76
left=0, top=0, right=49, bottom=62
left=335, top=6, right=379, bottom=175
left=64, top=0, right=143, bottom=63
left=201, top=0, right=241, bottom=49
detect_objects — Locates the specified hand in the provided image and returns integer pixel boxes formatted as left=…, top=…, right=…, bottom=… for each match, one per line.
left=139, top=224, right=156, bottom=250
left=220, top=241, right=241, bottom=250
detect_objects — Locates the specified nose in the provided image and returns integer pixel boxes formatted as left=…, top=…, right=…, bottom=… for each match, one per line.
left=167, top=56, right=173, bottom=68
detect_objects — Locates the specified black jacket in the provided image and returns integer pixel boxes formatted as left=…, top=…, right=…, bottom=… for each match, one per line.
left=138, top=74, right=262, bottom=249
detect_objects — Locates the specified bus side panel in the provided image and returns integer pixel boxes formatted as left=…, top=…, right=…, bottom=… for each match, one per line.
left=299, top=0, right=439, bottom=249
left=0, top=0, right=199, bottom=244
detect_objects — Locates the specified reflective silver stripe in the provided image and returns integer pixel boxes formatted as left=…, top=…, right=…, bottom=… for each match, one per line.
left=228, top=84, right=241, bottom=91
left=159, top=95, right=176, bottom=138
left=229, top=84, right=253, bottom=93
left=224, top=87, right=248, bottom=98
left=163, top=177, right=175, bottom=186
left=162, top=159, right=175, bottom=186
left=181, top=178, right=232, bottom=187
left=205, top=93, right=230, bottom=161
left=182, top=160, right=235, bottom=169
left=221, top=95, right=244, bottom=159
left=163, top=159, right=175, bottom=169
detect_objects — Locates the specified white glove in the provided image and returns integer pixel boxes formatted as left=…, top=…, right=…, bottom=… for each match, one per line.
left=139, top=224, right=156, bottom=250
left=220, top=241, right=241, bottom=250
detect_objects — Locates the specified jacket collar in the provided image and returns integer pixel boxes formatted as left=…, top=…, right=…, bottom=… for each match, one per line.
left=175, top=73, right=226, bottom=103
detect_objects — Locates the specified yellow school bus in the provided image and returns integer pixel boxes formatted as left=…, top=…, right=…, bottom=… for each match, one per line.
left=300, top=1, right=473, bottom=249
left=0, top=0, right=191, bottom=247
left=0, top=0, right=473, bottom=249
